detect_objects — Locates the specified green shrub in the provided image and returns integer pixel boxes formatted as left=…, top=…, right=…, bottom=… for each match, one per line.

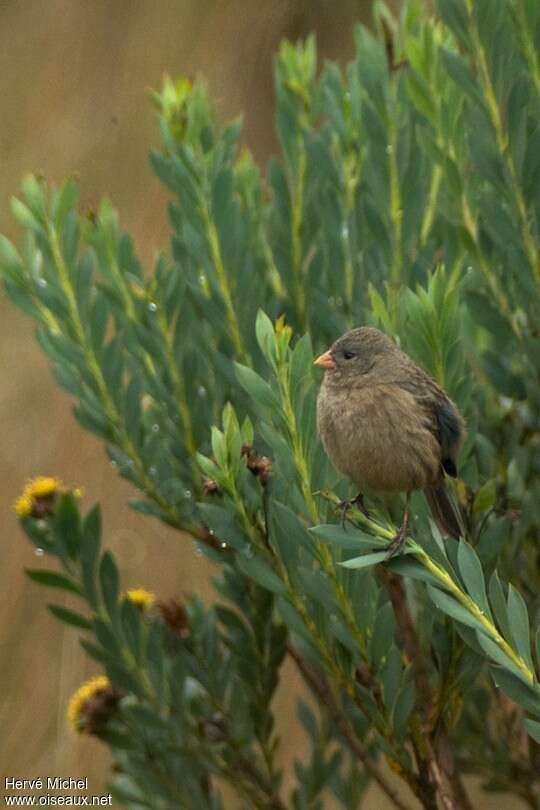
left=3, top=1, right=540, bottom=807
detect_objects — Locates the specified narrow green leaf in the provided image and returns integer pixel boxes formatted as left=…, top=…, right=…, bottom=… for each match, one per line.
left=235, top=363, right=280, bottom=411
left=11, top=197, right=41, bottom=231
left=386, top=556, right=441, bottom=587
left=25, top=569, right=82, bottom=596
left=79, top=639, right=106, bottom=663
left=309, top=524, right=385, bottom=550
left=472, top=479, right=497, bottom=514
left=488, top=571, right=511, bottom=639
left=52, top=493, right=82, bottom=560
left=507, top=584, right=533, bottom=669
left=48, top=604, right=92, bottom=630
left=290, top=333, right=313, bottom=401
left=236, top=553, right=286, bottom=594
left=340, top=550, right=389, bottom=569
left=53, top=180, right=79, bottom=229
left=81, top=504, right=101, bottom=608
left=457, top=541, right=491, bottom=617
left=491, top=668, right=540, bottom=715
left=99, top=551, right=120, bottom=619
left=426, top=586, right=486, bottom=633
left=392, top=680, right=416, bottom=740
left=255, top=309, right=277, bottom=369
left=475, top=631, right=526, bottom=681
left=525, top=719, right=540, bottom=744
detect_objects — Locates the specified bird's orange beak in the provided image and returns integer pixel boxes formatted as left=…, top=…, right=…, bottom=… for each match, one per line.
left=314, top=350, right=336, bottom=370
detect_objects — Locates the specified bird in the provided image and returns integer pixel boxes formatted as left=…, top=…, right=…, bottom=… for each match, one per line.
left=315, top=326, right=464, bottom=557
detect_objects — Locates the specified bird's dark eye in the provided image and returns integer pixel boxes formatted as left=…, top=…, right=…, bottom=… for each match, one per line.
left=343, top=350, right=355, bottom=360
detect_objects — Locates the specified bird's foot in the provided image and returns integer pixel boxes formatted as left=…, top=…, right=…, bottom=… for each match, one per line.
left=384, top=524, right=408, bottom=559
left=336, top=493, right=370, bottom=529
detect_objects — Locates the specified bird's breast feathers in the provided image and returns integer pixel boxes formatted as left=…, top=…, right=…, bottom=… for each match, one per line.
left=317, top=381, right=441, bottom=492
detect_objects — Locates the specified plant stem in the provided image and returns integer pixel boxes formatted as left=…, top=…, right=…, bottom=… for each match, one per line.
left=202, top=203, right=248, bottom=363
left=48, top=225, right=189, bottom=530
left=291, top=148, right=307, bottom=330
left=320, top=491, right=536, bottom=686
left=465, top=0, right=539, bottom=287
left=288, top=645, right=416, bottom=810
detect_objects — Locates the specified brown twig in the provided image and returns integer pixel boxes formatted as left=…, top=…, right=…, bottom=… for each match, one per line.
left=287, top=644, right=416, bottom=810
left=382, top=570, right=472, bottom=810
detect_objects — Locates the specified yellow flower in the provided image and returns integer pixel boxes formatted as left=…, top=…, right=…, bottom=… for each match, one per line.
left=14, top=494, right=33, bottom=518
left=24, top=476, right=61, bottom=499
left=14, top=476, right=62, bottom=519
left=124, top=588, right=156, bottom=611
left=67, top=675, right=111, bottom=733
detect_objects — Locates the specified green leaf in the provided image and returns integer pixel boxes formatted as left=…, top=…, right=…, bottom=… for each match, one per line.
left=490, top=668, right=540, bottom=715
left=370, top=602, right=396, bottom=669
left=340, top=550, right=390, bottom=569
left=120, top=599, right=143, bottom=661
left=488, top=571, right=511, bottom=640
left=11, top=197, right=42, bottom=231
left=472, top=479, right=497, bottom=514
left=457, top=541, right=491, bottom=617
left=99, top=551, right=120, bottom=619
left=0, top=236, right=23, bottom=280
left=392, top=680, right=416, bottom=741
left=525, top=719, right=540, bottom=744
left=48, top=604, right=92, bottom=630
left=236, top=553, right=286, bottom=594
left=385, top=556, right=441, bottom=587
left=255, top=309, right=277, bottom=369
left=440, top=49, right=483, bottom=107
left=235, top=363, right=281, bottom=411
left=53, top=180, right=79, bottom=228
left=211, top=426, right=227, bottom=469
left=197, top=503, right=248, bottom=551
left=475, top=631, right=526, bottom=680
left=309, top=524, right=385, bottom=551
left=25, top=569, right=82, bottom=596
left=81, top=504, right=101, bottom=608
left=426, top=585, right=486, bottom=633
left=507, top=584, right=533, bottom=670
left=52, top=493, right=82, bottom=560
left=289, top=333, right=313, bottom=402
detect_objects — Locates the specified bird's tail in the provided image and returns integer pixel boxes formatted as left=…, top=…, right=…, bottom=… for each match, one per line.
left=424, top=485, right=462, bottom=539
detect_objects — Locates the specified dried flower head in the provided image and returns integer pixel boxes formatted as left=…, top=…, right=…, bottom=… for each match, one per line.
left=14, top=476, right=61, bottom=518
left=124, top=588, right=156, bottom=611
left=68, top=675, right=119, bottom=734
left=203, top=478, right=220, bottom=496
left=241, top=446, right=273, bottom=484
left=158, top=599, right=190, bottom=638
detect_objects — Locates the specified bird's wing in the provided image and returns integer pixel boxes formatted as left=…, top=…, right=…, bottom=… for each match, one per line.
left=396, top=376, right=462, bottom=478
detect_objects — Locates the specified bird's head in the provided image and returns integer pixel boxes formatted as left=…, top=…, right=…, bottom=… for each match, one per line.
left=314, top=327, right=399, bottom=386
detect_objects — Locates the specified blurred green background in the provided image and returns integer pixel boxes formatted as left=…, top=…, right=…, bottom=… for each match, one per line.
left=0, top=2, right=524, bottom=807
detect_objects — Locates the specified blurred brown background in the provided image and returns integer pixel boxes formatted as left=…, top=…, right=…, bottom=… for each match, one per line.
left=0, top=2, right=523, bottom=808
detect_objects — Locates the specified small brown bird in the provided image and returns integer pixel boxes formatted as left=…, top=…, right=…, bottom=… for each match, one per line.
left=315, top=327, right=464, bottom=557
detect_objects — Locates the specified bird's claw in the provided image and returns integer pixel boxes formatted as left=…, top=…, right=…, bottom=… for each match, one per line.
left=385, top=525, right=408, bottom=560
left=336, top=493, right=370, bottom=529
